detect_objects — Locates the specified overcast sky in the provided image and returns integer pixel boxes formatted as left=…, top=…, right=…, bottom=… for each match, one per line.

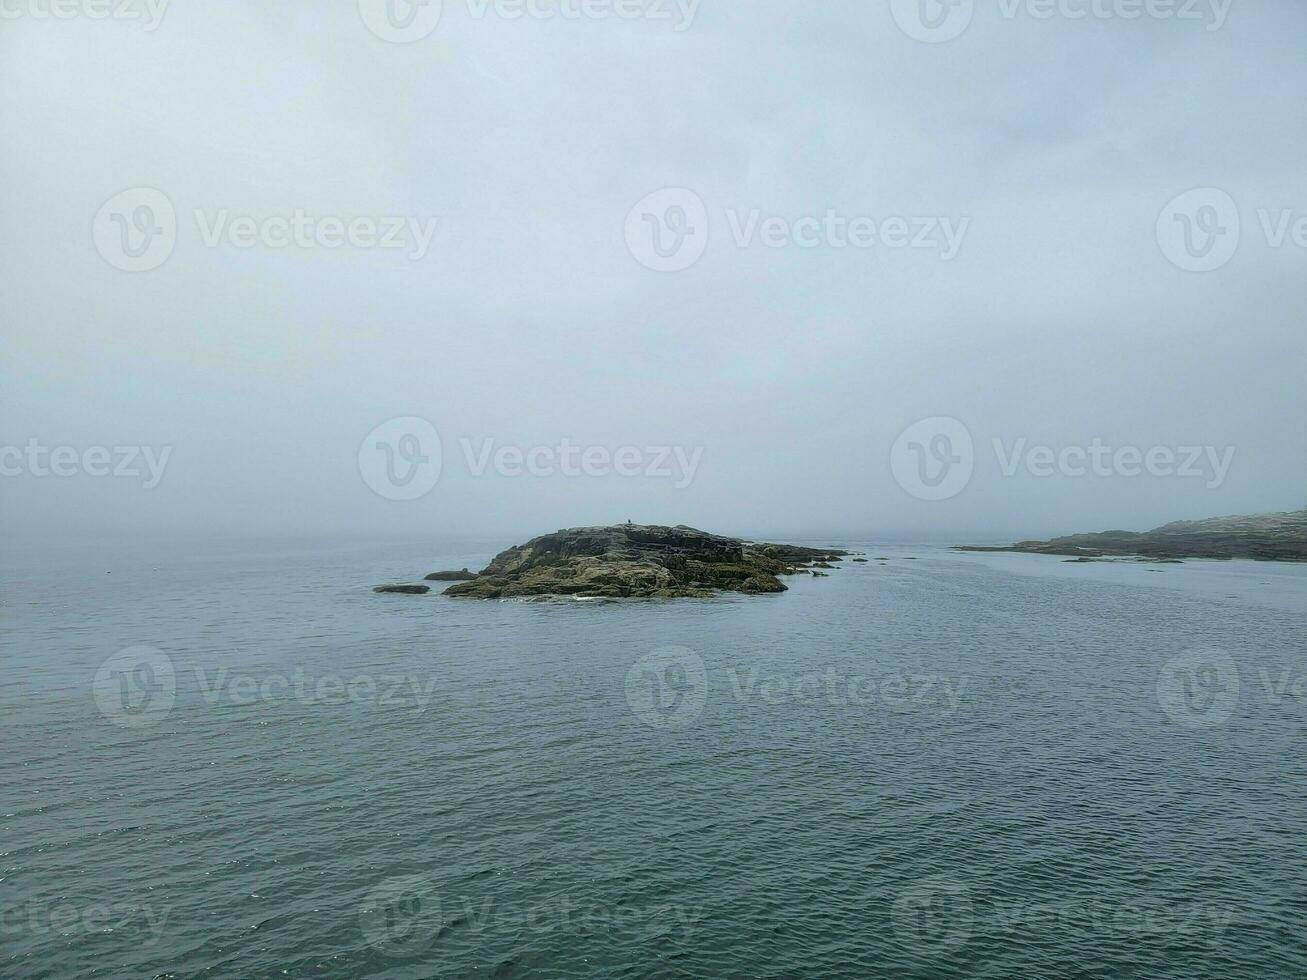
left=2, top=0, right=1304, bottom=543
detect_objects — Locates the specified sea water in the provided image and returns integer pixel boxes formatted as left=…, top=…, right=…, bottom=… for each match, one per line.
left=3, top=535, right=1305, bottom=978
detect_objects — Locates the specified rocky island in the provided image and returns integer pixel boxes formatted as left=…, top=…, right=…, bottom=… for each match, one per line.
left=424, top=568, right=477, bottom=581
left=392, top=524, right=849, bottom=599
left=956, top=508, right=1307, bottom=562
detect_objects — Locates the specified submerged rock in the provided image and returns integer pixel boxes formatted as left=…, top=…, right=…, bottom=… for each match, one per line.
left=442, top=524, right=848, bottom=599
left=373, top=584, right=431, bottom=595
left=424, top=568, right=477, bottom=581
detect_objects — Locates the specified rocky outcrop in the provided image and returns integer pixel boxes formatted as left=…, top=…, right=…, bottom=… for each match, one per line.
left=956, top=509, right=1307, bottom=562
left=441, top=524, right=847, bottom=599
left=424, top=569, right=477, bottom=581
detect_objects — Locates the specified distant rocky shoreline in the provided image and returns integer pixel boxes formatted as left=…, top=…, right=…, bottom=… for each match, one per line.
left=955, top=508, right=1307, bottom=563
left=375, top=524, right=849, bottom=599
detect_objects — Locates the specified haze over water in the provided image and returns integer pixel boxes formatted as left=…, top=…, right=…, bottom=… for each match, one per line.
left=5, top=1, right=1307, bottom=977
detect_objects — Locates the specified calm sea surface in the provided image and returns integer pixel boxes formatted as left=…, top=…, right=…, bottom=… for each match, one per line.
left=3, top=535, right=1306, bottom=978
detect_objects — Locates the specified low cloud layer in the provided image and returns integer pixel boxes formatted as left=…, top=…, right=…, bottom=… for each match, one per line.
left=2, top=0, right=1304, bottom=541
